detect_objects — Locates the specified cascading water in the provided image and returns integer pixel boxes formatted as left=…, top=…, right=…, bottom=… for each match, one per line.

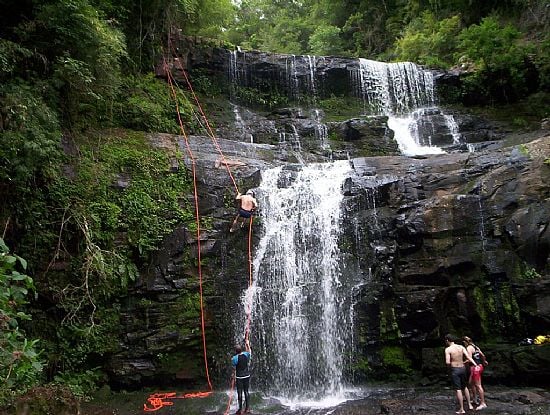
left=443, top=114, right=462, bottom=145
left=351, top=59, right=435, bottom=115
left=351, top=58, right=463, bottom=155
left=388, top=115, right=445, bottom=156
left=232, top=103, right=254, bottom=143
left=239, top=161, right=356, bottom=405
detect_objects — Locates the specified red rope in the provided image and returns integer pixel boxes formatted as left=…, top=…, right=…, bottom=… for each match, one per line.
left=144, top=391, right=213, bottom=412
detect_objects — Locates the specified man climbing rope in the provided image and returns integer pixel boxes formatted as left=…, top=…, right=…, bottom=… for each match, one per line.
left=231, top=339, right=251, bottom=414
left=230, top=190, right=258, bottom=233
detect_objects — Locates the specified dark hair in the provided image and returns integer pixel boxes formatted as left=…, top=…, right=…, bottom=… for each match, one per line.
left=445, top=334, right=455, bottom=342
left=235, top=345, right=242, bottom=354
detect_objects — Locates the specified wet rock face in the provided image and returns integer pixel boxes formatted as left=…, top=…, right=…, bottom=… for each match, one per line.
left=332, top=116, right=399, bottom=157
left=105, top=131, right=549, bottom=389
left=345, top=137, right=550, bottom=382
left=107, top=38, right=547, bottom=388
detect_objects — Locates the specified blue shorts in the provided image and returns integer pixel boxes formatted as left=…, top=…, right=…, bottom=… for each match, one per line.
left=239, top=208, right=253, bottom=218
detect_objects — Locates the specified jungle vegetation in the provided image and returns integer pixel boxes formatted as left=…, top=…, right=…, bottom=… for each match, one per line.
left=0, top=0, right=549, bottom=408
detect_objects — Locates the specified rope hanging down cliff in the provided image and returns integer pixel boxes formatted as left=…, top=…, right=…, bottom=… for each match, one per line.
left=144, top=52, right=256, bottom=412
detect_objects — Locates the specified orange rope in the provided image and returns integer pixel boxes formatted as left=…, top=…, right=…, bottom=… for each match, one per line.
left=144, top=50, right=257, bottom=413
left=168, top=41, right=240, bottom=194
left=142, top=58, right=214, bottom=412
left=164, top=60, right=213, bottom=391
left=144, top=391, right=213, bottom=412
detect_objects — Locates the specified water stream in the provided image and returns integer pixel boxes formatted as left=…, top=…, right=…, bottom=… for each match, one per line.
left=235, top=161, right=360, bottom=407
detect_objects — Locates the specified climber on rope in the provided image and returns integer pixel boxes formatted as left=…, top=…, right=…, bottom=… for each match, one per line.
left=230, top=190, right=258, bottom=233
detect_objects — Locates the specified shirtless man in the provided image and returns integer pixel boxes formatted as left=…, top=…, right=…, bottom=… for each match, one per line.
left=230, top=190, right=258, bottom=232
left=445, top=334, right=479, bottom=414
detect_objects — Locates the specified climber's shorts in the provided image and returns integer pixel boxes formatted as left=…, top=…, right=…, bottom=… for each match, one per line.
left=239, top=208, right=253, bottom=218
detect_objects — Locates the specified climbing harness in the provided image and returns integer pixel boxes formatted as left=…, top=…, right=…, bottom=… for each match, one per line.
left=143, top=46, right=256, bottom=412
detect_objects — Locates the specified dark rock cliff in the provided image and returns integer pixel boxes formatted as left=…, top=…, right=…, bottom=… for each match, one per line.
left=104, top=38, right=550, bottom=389
left=106, top=129, right=549, bottom=388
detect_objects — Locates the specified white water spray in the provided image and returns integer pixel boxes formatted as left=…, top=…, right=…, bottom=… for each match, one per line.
left=246, top=161, right=355, bottom=403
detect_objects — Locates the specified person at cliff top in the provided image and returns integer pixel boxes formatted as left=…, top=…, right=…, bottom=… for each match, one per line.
left=463, top=336, right=488, bottom=411
left=231, top=338, right=251, bottom=414
left=230, top=190, right=258, bottom=232
left=445, top=334, right=479, bottom=414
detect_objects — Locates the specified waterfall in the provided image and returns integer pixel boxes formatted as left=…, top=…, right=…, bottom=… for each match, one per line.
left=243, top=161, right=355, bottom=404
left=312, top=109, right=330, bottom=152
left=352, top=59, right=435, bottom=115
left=387, top=115, right=445, bottom=156
left=286, top=55, right=300, bottom=100
left=232, top=103, right=254, bottom=143
left=228, top=50, right=246, bottom=87
left=351, top=58, right=465, bottom=156
left=307, top=55, right=317, bottom=97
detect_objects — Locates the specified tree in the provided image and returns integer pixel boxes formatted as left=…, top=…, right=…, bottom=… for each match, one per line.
left=394, top=12, right=462, bottom=68
left=309, top=25, right=344, bottom=56
left=456, top=16, right=535, bottom=102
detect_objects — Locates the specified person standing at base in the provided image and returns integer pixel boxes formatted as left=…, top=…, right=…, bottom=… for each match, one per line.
left=231, top=338, right=251, bottom=414
left=445, top=334, right=479, bottom=414
left=463, top=336, right=488, bottom=411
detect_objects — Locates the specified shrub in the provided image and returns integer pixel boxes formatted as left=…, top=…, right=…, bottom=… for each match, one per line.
left=115, top=74, right=195, bottom=133
left=0, top=239, right=43, bottom=406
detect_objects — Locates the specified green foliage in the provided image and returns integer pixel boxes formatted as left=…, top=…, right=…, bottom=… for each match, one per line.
left=120, top=0, right=234, bottom=71
left=516, top=262, right=542, bottom=280
left=456, top=16, right=534, bottom=102
left=38, top=130, right=194, bottom=337
left=352, top=356, right=372, bottom=377
left=53, top=369, right=102, bottom=400
left=0, top=39, right=33, bottom=76
left=232, top=85, right=289, bottom=109
left=457, top=17, right=524, bottom=72
left=227, top=0, right=315, bottom=54
left=381, top=346, right=413, bottom=374
left=0, top=239, right=43, bottom=405
left=532, top=37, right=550, bottom=91
left=473, top=283, right=522, bottom=337
left=379, top=307, right=401, bottom=341
left=115, top=73, right=194, bottom=133
left=308, top=25, right=343, bottom=56
left=64, top=130, right=193, bottom=256
left=0, top=82, right=61, bottom=186
left=190, top=68, right=226, bottom=98
left=27, top=0, right=127, bottom=126
left=395, top=13, right=462, bottom=68
left=319, top=95, right=366, bottom=121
